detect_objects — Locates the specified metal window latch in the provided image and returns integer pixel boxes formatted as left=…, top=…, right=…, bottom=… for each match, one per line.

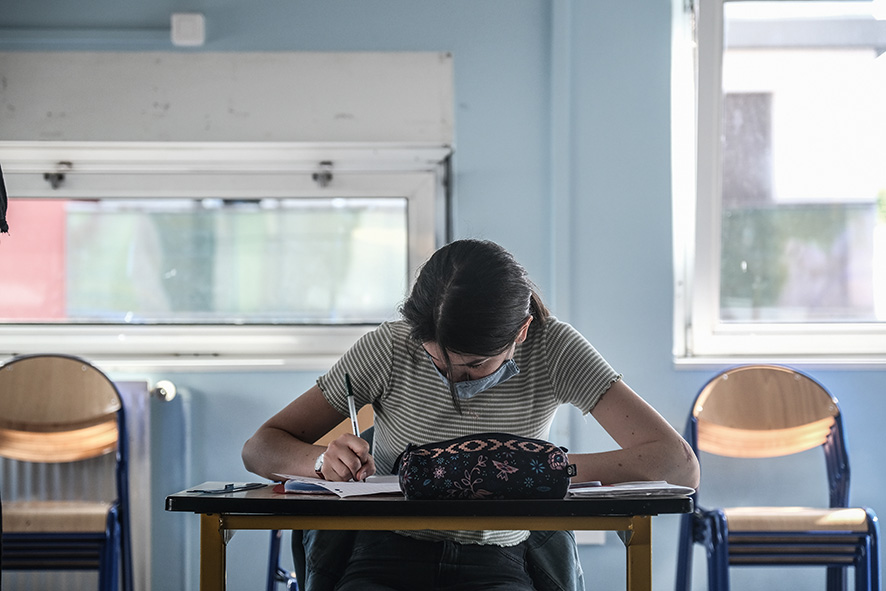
left=43, top=161, right=73, bottom=189
left=312, top=161, right=333, bottom=188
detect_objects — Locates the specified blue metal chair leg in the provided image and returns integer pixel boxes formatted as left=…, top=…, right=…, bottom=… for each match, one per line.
left=706, top=511, right=730, bottom=591
left=267, top=529, right=300, bottom=591
left=675, top=513, right=694, bottom=591
left=869, top=511, right=881, bottom=591
left=100, top=507, right=121, bottom=591
left=827, top=564, right=848, bottom=591
left=853, top=536, right=870, bottom=591
left=267, top=530, right=284, bottom=591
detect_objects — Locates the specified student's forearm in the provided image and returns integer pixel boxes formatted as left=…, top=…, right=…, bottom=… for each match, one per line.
left=583, top=380, right=700, bottom=488
left=241, top=427, right=323, bottom=481
left=570, top=438, right=699, bottom=488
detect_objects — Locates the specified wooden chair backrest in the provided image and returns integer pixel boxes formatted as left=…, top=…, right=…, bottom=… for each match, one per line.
left=0, top=355, right=121, bottom=463
left=315, top=406, right=374, bottom=446
left=694, top=365, right=838, bottom=458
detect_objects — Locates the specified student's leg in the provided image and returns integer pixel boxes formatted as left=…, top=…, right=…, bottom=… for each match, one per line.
left=334, top=531, right=436, bottom=591
left=525, top=530, right=585, bottom=591
left=335, top=531, right=537, bottom=591
left=436, top=539, right=537, bottom=591
left=299, top=530, right=357, bottom=591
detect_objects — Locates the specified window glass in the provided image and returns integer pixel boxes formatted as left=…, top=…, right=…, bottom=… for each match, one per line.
left=720, top=3, right=886, bottom=323
left=676, top=0, right=886, bottom=359
left=0, top=197, right=407, bottom=325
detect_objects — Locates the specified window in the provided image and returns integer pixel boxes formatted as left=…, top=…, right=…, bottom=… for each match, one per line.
left=673, top=0, right=886, bottom=361
left=0, top=143, right=450, bottom=368
left=6, top=197, right=409, bottom=324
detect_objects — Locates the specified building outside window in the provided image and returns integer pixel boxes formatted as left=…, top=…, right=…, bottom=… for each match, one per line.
left=674, top=0, right=886, bottom=361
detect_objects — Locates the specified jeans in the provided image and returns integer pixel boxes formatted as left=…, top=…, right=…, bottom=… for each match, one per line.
left=525, top=530, right=585, bottom=591
left=334, top=531, right=535, bottom=591
left=297, top=529, right=585, bottom=591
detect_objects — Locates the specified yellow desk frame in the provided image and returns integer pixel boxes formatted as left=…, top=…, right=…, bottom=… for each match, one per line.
left=167, top=483, right=691, bottom=591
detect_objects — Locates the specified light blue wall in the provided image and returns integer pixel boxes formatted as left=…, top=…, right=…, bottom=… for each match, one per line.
left=2, top=2, right=884, bottom=590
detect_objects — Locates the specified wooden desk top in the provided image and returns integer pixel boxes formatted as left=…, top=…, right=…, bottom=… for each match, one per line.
left=166, top=482, right=693, bottom=518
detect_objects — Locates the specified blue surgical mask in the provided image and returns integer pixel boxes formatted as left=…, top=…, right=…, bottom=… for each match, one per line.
left=426, top=353, right=520, bottom=400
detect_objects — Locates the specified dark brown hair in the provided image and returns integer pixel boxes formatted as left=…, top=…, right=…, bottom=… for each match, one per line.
left=400, top=239, right=549, bottom=410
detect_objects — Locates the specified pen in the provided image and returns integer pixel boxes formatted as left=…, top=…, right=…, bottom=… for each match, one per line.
left=187, top=482, right=265, bottom=494
left=345, top=372, right=360, bottom=437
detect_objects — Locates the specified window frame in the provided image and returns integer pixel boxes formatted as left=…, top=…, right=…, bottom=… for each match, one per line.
left=673, top=0, right=886, bottom=365
left=0, top=141, right=450, bottom=370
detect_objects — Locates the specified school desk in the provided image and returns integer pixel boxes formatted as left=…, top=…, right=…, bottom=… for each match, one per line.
left=166, top=482, right=693, bottom=591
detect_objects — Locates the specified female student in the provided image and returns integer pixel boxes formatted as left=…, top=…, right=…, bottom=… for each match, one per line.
left=242, top=238, right=699, bottom=591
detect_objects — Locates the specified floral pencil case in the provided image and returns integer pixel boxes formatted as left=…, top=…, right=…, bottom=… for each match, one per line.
left=397, top=432, right=576, bottom=500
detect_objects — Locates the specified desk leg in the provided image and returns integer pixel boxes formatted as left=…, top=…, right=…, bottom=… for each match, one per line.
left=622, top=515, right=652, bottom=591
left=200, top=514, right=226, bottom=591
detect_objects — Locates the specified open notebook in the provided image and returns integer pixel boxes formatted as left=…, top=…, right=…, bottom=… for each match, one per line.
left=273, top=473, right=402, bottom=498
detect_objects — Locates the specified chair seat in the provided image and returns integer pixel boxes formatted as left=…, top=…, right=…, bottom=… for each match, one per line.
left=2, top=500, right=114, bottom=532
left=724, top=506, right=871, bottom=532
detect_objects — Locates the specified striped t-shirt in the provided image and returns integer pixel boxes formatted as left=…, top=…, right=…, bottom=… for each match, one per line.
left=316, top=316, right=621, bottom=546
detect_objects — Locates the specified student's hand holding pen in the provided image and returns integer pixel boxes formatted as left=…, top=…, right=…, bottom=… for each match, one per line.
left=318, top=434, right=376, bottom=481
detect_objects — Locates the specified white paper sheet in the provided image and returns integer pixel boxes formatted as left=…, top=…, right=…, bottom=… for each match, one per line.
left=274, top=473, right=403, bottom=498
left=568, top=481, right=695, bottom=498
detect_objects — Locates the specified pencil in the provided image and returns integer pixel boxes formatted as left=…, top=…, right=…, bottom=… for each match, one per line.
left=345, top=373, right=360, bottom=436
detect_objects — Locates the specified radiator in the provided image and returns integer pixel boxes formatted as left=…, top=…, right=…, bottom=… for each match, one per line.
left=1, top=380, right=162, bottom=591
